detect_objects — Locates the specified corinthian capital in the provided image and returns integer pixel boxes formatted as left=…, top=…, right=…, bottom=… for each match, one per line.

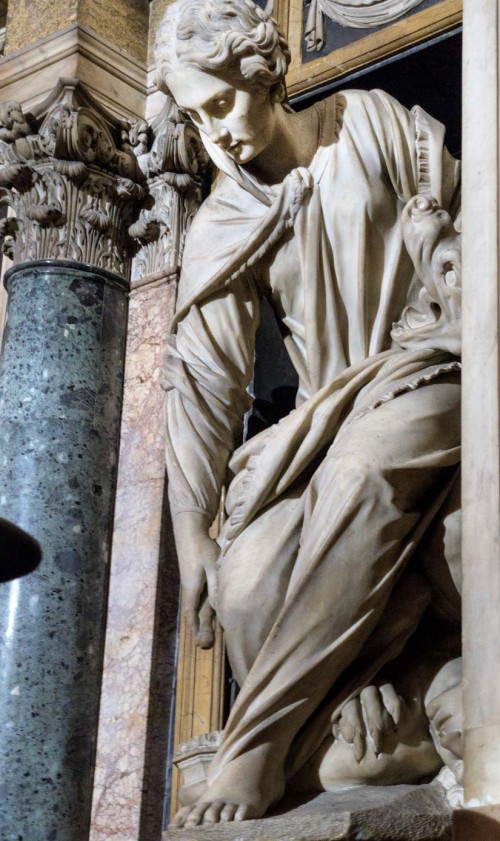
left=127, top=98, right=210, bottom=283
left=0, top=80, right=147, bottom=278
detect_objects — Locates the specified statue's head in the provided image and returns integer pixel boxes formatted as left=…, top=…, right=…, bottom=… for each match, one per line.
left=156, top=0, right=290, bottom=103
left=155, top=0, right=291, bottom=166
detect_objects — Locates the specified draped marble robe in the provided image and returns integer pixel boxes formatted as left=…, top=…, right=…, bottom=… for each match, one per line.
left=163, top=89, right=461, bottom=786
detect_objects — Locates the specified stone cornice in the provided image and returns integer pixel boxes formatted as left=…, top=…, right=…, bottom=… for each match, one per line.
left=76, top=24, right=147, bottom=94
left=0, top=24, right=148, bottom=120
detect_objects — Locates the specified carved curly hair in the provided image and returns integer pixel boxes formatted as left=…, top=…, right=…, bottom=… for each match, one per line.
left=155, top=0, right=291, bottom=103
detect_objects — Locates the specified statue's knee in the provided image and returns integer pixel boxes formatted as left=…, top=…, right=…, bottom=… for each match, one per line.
left=320, top=450, right=384, bottom=494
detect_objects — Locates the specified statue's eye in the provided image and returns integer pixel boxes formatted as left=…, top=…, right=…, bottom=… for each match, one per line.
left=210, top=95, right=234, bottom=117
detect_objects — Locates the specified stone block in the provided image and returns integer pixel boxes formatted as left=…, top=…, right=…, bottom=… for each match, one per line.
left=164, top=784, right=452, bottom=841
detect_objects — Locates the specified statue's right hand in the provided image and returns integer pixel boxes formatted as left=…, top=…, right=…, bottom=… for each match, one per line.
left=173, top=511, right=220, bottom=650
left=183, top=538, right=219, bottom=649
left=332, top=683, right=403, bottom=761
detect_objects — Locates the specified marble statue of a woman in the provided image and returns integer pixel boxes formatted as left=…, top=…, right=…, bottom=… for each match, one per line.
left=156, top=0, right=462, bottom=828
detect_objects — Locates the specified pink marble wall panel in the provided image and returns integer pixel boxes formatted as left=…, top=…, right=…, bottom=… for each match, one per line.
left=90, top=271, right=180, bottom=841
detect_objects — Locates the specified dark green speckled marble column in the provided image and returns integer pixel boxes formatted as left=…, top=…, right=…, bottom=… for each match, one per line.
left=0, top=260, right=128, bottom=841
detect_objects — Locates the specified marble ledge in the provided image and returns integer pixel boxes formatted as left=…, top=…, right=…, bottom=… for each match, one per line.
left=163, top=784, right=453, bottom=841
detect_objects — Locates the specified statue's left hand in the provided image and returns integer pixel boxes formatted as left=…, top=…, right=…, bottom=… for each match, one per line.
left=332, top=684, right=403, bottom=761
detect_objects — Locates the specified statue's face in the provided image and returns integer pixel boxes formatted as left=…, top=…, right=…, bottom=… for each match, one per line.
left=166, top=64, right=277, bottom=165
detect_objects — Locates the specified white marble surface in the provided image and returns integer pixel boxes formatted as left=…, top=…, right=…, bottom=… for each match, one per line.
left=160, top=0, right=462, bottom=829
left=462, top=0, right=500, bottom=811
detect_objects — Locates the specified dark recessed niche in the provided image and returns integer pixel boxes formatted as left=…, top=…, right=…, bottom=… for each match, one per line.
left=293, top=29, right=462, bottom=158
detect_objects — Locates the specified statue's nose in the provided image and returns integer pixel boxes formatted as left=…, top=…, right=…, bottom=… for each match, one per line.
left=211, top=125, right=230, bottom=147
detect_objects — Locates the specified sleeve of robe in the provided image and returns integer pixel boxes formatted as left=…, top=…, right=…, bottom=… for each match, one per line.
left=163, top=274, right=260, bottom=522
left=359, top=88, right=461, bottom=211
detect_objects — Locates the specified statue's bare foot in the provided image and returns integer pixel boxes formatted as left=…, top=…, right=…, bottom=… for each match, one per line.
left=169, top=751, right=285, bottom=828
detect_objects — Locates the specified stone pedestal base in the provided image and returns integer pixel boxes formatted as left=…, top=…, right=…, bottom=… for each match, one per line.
left=163, top=783, right=452, bottom=841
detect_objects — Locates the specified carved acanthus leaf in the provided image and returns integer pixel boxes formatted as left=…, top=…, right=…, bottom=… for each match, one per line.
left=0, top=163, right=32, bottom=190
left=0, top=84, right=209, bottom=281
left=127, top=120, right=151, bottom=156
left=115, top=177, right=147, bottom=201
left=128, top=218, right=161, bottom=243
left=26, top=204, right=66, bottom=227
left=0, top=83, right=148, bottom=276
left=129, top=98, right=210, bottom=282
left=130, top=170, right=206, bottom=282
left=0, top=101, right=36, bottom=142
left=0, top=216, right=18, bottom=260
left=80, top=207, right=111, bottom=233
left=0, top=217, right=18, bottom=238
left=132, top=98, right=209, bottom=180
left=52, top=160, right=89, bottom=181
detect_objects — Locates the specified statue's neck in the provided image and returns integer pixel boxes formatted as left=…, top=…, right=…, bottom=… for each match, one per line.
left=246, top=105, right=321, bottom=186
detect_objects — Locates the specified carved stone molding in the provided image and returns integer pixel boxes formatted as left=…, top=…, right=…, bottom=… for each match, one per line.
left=305, top=0, right=426, bottom=52
left=0, top=81, right=209, bottom=281
left=173, top=731, right=222, bottom=806
left=318, top=0, right=425, bottom=28
left=128, top=100, right=209, bottom=284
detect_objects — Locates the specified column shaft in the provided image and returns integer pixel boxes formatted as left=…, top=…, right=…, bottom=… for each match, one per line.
left=0, top=260, right=128, bottom=841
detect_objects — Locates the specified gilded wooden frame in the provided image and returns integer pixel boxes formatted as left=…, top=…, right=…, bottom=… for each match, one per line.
left=273, top=0, right=462, bottom=97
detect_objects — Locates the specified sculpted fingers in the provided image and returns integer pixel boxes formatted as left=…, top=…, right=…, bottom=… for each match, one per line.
left=360, top=685, right=387, bottom=755
left=338, top=698, right=366, bottom=762
left=335, top=682, right=404, bottom=760
left=196, top=596, right=215, bottom=649
left=379, top=682, right=403, bottom=728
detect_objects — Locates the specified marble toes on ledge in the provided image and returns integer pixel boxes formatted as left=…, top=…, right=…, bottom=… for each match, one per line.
left=163, top=783, right=452, bottom=841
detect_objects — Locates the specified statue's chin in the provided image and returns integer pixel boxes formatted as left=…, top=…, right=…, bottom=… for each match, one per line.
left=228, top=145, right=254, bottom=165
